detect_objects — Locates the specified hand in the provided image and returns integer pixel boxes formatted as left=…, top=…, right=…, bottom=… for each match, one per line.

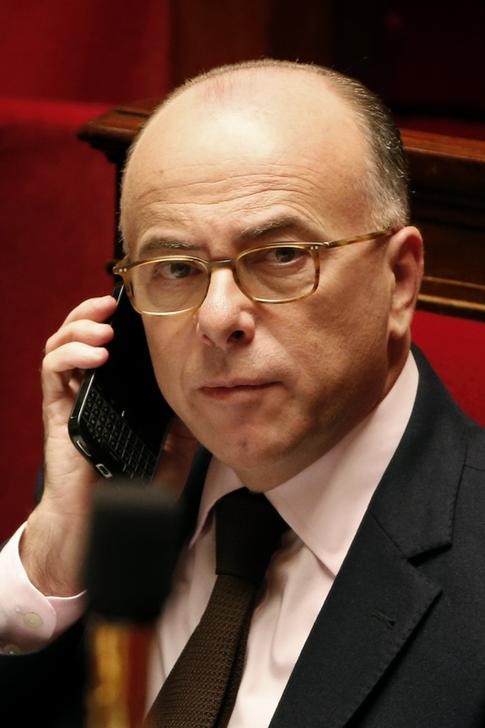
left=21, top=295, right=117, bottom=596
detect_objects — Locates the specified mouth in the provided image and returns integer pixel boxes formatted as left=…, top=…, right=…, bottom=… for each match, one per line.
left=199, top=380, right=278, bottom=400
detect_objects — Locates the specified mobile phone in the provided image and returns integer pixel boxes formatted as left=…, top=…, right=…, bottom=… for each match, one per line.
left=68, top=284, right=173, bottom=481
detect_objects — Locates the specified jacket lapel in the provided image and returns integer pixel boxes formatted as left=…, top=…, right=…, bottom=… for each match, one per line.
left=269, top=510, right=440, bottom=728
left=270, top=348, right=469, bottom=728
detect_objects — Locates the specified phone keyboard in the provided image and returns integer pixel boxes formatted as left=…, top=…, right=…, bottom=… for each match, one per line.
left=81, top=383, right=158, bottom=480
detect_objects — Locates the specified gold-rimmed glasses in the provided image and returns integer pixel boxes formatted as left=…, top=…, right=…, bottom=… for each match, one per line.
left=113, top=229, right=394, bottom=316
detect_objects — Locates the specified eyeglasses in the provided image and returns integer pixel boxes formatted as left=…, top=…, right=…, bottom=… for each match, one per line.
left=113, top=230, right=394, bottom=316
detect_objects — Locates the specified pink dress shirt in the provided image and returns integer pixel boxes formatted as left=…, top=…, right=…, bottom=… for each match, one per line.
left=0, top=354, right=418, bottom=727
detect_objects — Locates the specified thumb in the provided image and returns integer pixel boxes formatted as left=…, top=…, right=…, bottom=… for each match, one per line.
left=154, top=417, right=199, bottom=495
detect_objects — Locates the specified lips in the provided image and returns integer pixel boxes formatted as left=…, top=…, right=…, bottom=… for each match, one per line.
left=199, top=379, right=277, bottom=399
left=201, top=378, right=274, bottom=389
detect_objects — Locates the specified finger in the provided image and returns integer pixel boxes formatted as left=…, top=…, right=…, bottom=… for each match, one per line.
left=43, top=341, right=109, bottom=375
left=162, top=417, right=199, bottom=456
left=154, top=417, right=199, bottom=494
left=42, top=342, right=109, bottom=399
left=61, top=295, right=117, bottom=327
left=45, top=319, right=114, bottom=354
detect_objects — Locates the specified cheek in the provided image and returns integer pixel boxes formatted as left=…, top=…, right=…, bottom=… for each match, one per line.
left=286, top=278, right=391, bottom=398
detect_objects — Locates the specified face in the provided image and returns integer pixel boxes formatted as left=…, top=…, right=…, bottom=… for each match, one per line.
left=121, top=73, right=403, bottom=490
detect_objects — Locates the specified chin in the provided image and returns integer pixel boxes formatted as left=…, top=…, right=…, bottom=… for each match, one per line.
left=207, top=426, right=304, bottom=477
left=185, top=403, right=317, bottom=472
left=193, top=421, right=268, bottom=462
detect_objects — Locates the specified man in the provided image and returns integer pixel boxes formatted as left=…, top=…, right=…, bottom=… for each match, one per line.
left=1, top=60, right=485, bottom=726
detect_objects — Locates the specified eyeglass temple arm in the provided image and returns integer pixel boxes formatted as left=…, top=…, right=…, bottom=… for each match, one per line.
left=320, top=229, right=396, bottom=250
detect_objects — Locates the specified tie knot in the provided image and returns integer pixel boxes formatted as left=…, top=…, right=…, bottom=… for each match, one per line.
left=215, top=488, right=287, bottom=585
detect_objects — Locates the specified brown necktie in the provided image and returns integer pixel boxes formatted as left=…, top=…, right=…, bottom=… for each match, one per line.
left=146, top=487, right=286, bottom=728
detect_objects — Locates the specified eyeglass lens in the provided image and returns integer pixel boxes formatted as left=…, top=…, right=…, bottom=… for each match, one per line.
left=237, top=246, right=315, bottom=301
left=130, top=246, right=316, bottom=313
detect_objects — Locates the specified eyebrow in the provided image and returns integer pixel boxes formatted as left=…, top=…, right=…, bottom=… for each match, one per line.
left=138, top=238, right=199, bottom=258
left=238, top=215, right=324, bottom=242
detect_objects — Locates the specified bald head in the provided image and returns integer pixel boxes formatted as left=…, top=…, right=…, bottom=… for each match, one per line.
left=120, top=61, right=409, bottom=250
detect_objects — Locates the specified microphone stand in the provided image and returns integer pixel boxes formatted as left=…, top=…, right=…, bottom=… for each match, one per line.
left=84, top=482, right=184, bottom=728
left=87, top=620, right=152, bottom=727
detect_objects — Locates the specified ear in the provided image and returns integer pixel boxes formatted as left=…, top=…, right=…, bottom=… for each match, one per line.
left=386, top=226, right=424, bottom=341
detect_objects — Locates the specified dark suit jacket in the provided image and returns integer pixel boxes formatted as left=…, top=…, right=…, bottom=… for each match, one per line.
left=2, top=348, right=485, bottom=727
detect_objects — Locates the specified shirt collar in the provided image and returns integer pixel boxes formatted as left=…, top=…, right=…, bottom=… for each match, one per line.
left=191, top=353, right=418, bottom=576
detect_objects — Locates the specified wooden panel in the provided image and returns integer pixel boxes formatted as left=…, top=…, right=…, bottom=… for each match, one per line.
left=79, top=105, right=485, bottom=320
left=401, top=130, right=485, bottom=319
left=169, top=0, right=271, bottom=87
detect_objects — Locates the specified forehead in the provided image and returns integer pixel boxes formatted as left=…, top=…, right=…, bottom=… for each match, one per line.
left=121, top=71, right=372, bottom=250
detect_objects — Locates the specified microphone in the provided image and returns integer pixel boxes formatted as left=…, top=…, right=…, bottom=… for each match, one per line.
left=84, top=481, right=184, bottom=728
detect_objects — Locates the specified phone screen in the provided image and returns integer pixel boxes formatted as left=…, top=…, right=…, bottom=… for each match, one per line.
left=68, top=285, right=173, bottom=481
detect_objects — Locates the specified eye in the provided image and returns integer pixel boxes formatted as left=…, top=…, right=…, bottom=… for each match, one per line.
left=167, top=261, right=194, bottom=279
left=268, top=247, right=305, bottom=264
left=247, top=246, right=307, bottom=267
left=152, top=260, right=200, bottom=280
left=241, top=245, right=310, bottom=273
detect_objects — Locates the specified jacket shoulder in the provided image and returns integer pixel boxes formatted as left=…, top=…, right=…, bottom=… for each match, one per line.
left=465, top=421, right=485, bottom=473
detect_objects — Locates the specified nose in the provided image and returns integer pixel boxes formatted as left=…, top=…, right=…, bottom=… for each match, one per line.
left=195, top=268, right=256, bottom=350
